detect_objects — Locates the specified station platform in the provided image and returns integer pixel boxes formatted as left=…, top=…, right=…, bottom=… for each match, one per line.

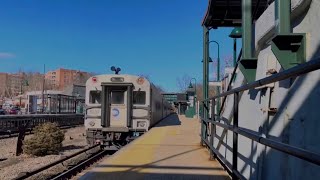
left=80, top=114, right=230, bottom=180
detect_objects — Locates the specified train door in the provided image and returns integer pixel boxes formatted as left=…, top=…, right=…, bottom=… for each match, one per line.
left=109, top=89, right=127, bottom=127
left=101, top=84, right=132, bottom=128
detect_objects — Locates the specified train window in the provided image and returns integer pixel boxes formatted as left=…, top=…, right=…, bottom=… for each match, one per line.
left=133, top=91, right=146, bottom=105
left=111, top=91, right=125, bottom=104
left=89, top=91, right=101, bottom=104
left=156, top=102, right=161, bottom=109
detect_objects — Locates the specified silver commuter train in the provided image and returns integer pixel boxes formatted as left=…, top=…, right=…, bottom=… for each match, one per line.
left=85, top=74, right=172, bottom=149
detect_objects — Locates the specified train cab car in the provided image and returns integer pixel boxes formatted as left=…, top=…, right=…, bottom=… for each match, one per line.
left=85, top=74, right=171, bottom=150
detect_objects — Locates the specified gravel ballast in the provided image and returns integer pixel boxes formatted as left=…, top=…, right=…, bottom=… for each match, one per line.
left=0, top=126, right=87, bottom=180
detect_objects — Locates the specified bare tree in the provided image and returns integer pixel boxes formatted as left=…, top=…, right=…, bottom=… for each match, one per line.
left=74, top=72, right=93, bottom=86
left=195, top=84, right=216, bottom=102
left=224, top=55, right=233, bottom=68
left=176, top=74, right=191, bottom=92
left=211, top=54, right=234, bottom=81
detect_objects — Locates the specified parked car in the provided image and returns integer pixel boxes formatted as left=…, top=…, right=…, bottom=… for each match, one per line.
left=0, top=108, right=5, bottom=115
left=8, top=108, right=18, bottom=115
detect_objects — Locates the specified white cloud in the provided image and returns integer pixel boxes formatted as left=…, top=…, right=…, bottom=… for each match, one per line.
left=0, top=52, right=16, bottom=59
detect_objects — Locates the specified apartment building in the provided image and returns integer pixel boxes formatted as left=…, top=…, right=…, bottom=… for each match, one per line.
left=45, top=68, right=91, bottom=90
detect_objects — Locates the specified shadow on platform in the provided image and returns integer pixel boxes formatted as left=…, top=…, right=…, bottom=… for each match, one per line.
left=81, top=146, right=230, bottom=180
left=155, top=114, right=181, bottom=127
left=82, top=171, right=229, bottom=180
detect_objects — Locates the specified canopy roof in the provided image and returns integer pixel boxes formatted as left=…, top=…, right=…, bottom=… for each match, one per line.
left=202, top=0, right=271, bottom=28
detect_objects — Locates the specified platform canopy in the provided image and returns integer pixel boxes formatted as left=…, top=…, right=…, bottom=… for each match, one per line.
left=202, top=0, right=271, bottom=28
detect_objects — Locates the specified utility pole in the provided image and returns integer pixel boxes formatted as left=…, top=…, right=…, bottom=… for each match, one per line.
left=19, top=78, right=22, bottom=108
left=41, top=64, right=45, bottom=113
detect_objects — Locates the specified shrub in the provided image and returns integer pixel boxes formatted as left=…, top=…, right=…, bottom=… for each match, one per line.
left=23, top=122, right=65, bottom=156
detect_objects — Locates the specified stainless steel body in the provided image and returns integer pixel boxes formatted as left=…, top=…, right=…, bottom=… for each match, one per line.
left=85, top=74, right=172, bottom=149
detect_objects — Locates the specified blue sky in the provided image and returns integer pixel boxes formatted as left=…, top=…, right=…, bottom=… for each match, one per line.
left=0, top=0, right=240, bottom=92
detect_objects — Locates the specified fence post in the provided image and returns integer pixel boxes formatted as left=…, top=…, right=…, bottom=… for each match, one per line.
left=210, top=99, right=216, bottom=160
left=232, top=92, right=239, bottom=179
left=200, top=101, right=205, bottom=146
left=16, top=119, right=30, bottom=156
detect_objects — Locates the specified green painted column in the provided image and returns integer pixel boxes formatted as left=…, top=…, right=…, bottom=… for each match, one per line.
left=202, top=26, right=209, bottom=145
left=233, top=38, right=237, bottom=67
left=216, top=43, right=220, bottom=114
left=275, top=0, right=291, bottom=34
left=242, top=0, right=253, bottom=59
left=239, top=0, right=257, bottom=83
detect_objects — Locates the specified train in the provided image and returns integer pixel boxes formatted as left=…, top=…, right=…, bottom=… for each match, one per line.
left=85, top=74, right=173, bottom=149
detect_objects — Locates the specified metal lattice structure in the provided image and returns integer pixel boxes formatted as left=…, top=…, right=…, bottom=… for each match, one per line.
left=0, top=114, right=84, bottom=135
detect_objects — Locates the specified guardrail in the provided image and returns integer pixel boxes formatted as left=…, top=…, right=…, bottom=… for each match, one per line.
left=0, top=114, right=84, bottom=134
left=200, top=58, right=320, bottom=180
left=0, top=114, right=84, bottom=156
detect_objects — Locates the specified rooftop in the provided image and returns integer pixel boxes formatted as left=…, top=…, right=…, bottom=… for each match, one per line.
left=202, top=0, right=271, bottom=28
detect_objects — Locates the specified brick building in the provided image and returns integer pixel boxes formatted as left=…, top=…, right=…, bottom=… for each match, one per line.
left=0, top=73, right=22, bottom=98
left=45, top=68, right=91, bottom=90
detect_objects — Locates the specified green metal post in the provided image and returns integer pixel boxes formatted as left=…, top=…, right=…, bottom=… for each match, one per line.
left=202, top=26, right=209, bottom=145
left=275, top=0, right=291, bottom=34
left=272, top=0, right=305, bottom=70
left=217, top=43, right=220, bottom=114
left=233, top=38, right=237, bottom=67
left=238, top=0, right=257, bottom=82
left=191, top=78, right=197, bottom=108
left=242, top=0, right=252, bottom=59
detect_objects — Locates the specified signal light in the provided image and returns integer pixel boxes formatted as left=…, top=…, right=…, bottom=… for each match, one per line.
left=92, top=77, right=97, bottom=83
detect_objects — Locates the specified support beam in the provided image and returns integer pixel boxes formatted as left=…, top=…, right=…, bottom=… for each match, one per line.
left=239, top=0, right=257, bottom=83
left=201, top=26, right=209, bottom=145
left=272, top=0, right=306, bottom=70
left=242, top=0, right=252, bottom=60
left=275, top=0, right=291, bottom=34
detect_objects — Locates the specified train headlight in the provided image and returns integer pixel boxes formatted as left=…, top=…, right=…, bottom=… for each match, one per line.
left=137, top=121, right=146, bottom=128
left=89, top=121, right=95, bottom=127
left=137, top=77, right=145, bottom=85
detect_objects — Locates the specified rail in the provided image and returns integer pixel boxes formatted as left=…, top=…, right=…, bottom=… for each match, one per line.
left=200, top=58, right=320, bottom=180
left=14, top=144, right=102, bottom=180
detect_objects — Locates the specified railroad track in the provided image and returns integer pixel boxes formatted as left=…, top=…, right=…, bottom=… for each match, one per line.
left=51, top=149, right=107, bottom=180
left=14, top=144, right=110, bottom=180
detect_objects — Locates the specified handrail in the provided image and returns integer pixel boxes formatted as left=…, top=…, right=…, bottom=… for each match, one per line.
left=203, top=118, right=320, bottom=166
left=205, top=57, right=320, bottom=101
left=201, top=57, right=320, bottom=179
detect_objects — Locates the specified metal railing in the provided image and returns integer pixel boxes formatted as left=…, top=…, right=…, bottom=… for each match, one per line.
left=0, top=114, right=84, bottom=135
left=0, top=114, right=84, bottom=156
left=201, top=58, right=320, bottom=179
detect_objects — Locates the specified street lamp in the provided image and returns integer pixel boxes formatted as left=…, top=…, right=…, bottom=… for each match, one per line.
left=209, top=40, right=220, bottom=81
left=188, top=78, right=197, bottom=106
left=209, top=40, right=221, bottom=113
left=190, top=78, right=197, bottom=117
left=229, top=27, right=242, bottom=67
left=201, top=57, right=213, bottom=63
